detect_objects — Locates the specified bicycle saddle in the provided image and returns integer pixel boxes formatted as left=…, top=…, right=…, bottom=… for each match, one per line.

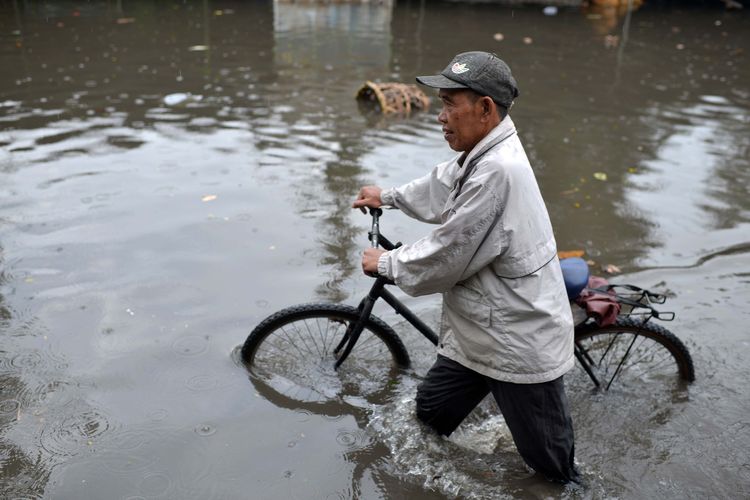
left=560, top=257, right=590, bottom=300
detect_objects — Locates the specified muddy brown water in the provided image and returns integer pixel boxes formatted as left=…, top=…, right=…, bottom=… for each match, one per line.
left=1, top=1, right=749, bottom=498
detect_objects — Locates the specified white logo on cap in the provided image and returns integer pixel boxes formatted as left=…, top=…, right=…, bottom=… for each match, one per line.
left=451, top=62, right=469, bottom=74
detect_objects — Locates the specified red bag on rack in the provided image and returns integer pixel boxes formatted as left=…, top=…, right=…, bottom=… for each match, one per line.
left=575, top=276, right=621, bottom=326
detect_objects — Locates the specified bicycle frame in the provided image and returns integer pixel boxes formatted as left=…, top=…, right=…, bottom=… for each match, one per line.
left=333, top=209, right=658, bottom=390
left=334, top=209, right=438, bottom=368
left=335, top=271, right=607, bottom=386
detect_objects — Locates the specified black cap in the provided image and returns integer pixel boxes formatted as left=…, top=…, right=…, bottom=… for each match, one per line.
left=416, top=51, right=519, bottom=109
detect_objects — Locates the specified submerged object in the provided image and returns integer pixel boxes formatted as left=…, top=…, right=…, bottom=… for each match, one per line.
left=355, top=81, right=430, bottom=116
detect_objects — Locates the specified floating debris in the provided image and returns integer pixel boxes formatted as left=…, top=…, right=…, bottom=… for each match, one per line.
left=543, top=6, right=558, bottom=16
left=604, top=35, right=620, bottom=48
left=602, top=264, right=622, bottom=274
left=356, top=81, right=430, bottom=116
left=493, top=33, right=505, bottom=41
left=593, top=172, right=608, bottom=181
left=163, top=92, right=202, bottom=106
left=188, top=45, right=209, bottom=52
left=558, top=250, right=585, bottom=259
left=201, top=194, right=217, bottom=202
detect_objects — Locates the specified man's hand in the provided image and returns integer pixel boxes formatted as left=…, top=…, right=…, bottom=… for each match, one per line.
left=362, top=248, right=386, bottom=276
left=352, top=185, right=383, bottom=213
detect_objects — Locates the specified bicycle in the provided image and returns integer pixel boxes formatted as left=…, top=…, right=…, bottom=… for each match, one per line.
left=241, top=209, right=695, bottom=407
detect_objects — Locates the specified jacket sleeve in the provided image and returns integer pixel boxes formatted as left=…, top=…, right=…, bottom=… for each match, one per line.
left=378, top=176, right=504, bottom=296
left=381, top=159, right=456, bottom=224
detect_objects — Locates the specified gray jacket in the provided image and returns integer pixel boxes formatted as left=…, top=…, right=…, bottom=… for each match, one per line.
left=377, top=117, right=574, bottom=383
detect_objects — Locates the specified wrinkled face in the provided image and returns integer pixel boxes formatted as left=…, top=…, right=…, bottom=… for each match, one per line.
left=437, top=88, right=489, bottom=152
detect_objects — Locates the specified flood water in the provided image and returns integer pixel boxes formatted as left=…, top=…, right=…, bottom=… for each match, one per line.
left=1, top=0, right=749, bottom=498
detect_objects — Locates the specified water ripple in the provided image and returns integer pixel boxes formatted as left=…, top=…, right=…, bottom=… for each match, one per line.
left=9, top=351, right=43, bottom=370
left=39, top=407, right=115, bottom=459
left=194, top=424, right=217, bottom=437
left=138, top=472, right=173, bottom=497
left=294, top=409, right=312, bottom=422
left=0, top=398, right=21, bottom=414
left=97, top=430, right=160, bottom=474
left=148, top=409, right=169, bottom=422
left=335, top=428, right=373, bottom=452
left=171, top=334, right=210, bottom=357
left=184, top=374, right=219, bottom=392
left=0, top=346, right=68, bottom=376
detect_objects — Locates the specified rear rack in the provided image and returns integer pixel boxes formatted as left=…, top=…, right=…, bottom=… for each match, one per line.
left=591, top=283, right=676, bottom=322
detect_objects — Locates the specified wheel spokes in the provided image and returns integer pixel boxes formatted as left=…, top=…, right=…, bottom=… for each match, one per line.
left=250, top=315, right=398, bottom=404
left=579, top=331, right=680, bottom=390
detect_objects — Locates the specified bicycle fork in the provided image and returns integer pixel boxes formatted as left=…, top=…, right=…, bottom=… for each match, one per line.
left=333, top=276, right=388, bottom=369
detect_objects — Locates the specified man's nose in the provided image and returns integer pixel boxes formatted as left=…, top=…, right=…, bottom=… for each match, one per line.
left=437, top=109, right=447, bottom=124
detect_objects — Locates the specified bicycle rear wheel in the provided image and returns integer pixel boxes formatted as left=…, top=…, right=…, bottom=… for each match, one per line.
left=241, top=303, right=410, bottom=409
left=573, top=317, right=695, bottom=392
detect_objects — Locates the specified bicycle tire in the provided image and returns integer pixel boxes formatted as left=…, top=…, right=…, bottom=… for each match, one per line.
left=241, top=303, right=410, bottom=408
left=573, top=317, right=695, bottom=392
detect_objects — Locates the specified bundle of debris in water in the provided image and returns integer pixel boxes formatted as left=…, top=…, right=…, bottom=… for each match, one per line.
left=355, top=81, right=431, bottom=116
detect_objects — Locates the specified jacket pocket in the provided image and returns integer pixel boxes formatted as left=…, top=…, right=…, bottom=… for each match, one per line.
left=444, top=285, right=492, bottom=327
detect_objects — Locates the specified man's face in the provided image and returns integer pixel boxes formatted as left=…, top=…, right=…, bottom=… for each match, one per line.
left=437, top=88, right=488, bottom=152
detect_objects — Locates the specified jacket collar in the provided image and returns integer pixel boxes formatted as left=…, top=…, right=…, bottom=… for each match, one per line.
left=458, top=116, right=517, bottom=168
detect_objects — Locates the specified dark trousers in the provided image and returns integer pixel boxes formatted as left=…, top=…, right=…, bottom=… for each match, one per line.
left=415, top=355, right=580, bottom=484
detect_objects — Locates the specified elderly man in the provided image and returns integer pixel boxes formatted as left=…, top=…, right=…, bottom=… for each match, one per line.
left=352, top=51, right=579, bottom=484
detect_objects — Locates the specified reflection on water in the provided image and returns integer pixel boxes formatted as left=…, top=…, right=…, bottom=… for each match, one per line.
left=272, top=1, right=398, bottom=301
left=1, top=0, right=749, bottom=498
left=626, top=95, right=750, bottom=266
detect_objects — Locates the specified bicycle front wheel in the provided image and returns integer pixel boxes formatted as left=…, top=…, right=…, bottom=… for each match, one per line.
left=574, top=317, right=695, bottom=392
left=241, top=303, right=410, bottom=409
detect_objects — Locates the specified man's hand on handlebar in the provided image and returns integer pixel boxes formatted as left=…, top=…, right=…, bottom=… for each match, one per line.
left=362, top=247, right=386, bottom=276
left=352, top=185, right=383, bottom=214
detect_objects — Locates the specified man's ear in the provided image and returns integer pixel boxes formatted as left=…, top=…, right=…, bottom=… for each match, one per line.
left=480, top=96, right=494, bottom=116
